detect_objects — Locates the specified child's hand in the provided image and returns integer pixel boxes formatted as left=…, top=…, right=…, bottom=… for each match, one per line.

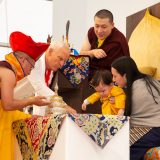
left=82, top=103, right=87, bottom=111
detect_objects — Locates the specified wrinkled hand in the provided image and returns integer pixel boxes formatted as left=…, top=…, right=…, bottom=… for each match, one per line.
left=65, top=105, right=77, bottom=114
left=81, top=103, right=87, bottom=111
left=31, top=96, right=51, bottom=106
left=91, top=49, right=106, bottom=59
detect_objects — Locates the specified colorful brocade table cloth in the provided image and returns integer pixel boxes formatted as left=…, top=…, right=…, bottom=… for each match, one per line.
left=60, top=55, right=89, bottom=86
left=13, top=114, right=128, bottom=160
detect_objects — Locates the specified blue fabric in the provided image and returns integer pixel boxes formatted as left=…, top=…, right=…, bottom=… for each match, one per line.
left=60, top=56, right=89, bottom=86
left=71, top=48, right=79, bottom=56
left=130, top=127, right=160, bottom=160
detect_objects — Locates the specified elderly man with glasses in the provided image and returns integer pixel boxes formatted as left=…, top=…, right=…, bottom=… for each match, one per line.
left=14, top=35, right=76, bottom=116
left=0, top=31, right=51, bottom=160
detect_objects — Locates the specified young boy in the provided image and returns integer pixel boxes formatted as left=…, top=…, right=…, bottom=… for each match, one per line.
left=82, top=70, right=126, bottom=115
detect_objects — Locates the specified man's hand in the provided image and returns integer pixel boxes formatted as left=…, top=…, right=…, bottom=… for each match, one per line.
left=91, top=49, right=107, bottom=59
left=65, top=105, right=77, bottom=114
left=30, top=96, right=51, bottom=106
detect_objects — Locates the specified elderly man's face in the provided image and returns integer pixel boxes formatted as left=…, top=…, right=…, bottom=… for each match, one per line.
left=94, top=16, right=114, bottom=40
left=18, top=56, right=35, bottom=76
left=47, top=46, right=70, bottom=71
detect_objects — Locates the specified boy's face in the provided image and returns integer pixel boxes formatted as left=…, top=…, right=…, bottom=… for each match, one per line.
left=95, top=82, right=110, bottom=98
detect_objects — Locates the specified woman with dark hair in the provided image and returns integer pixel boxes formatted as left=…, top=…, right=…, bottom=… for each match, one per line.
left=111, top=56, right=160, bottom=160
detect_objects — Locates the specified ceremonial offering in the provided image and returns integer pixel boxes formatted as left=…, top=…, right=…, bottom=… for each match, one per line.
left=45, top=95, right=67, bottom=115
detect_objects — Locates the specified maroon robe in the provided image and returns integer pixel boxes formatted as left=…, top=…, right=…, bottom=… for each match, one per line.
left=88, top=27, right=130, bottom=78
left=0, top=61, right=14, bottom=72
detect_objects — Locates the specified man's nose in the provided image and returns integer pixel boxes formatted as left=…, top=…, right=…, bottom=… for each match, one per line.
left=97, top=27, right=103, bottom=33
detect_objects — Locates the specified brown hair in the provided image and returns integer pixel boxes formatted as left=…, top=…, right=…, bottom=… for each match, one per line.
left=90, top=69, right=112, bottom=88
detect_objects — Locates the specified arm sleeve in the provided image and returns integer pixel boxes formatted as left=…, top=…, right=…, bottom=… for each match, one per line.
left=87, top=92, right=101, bottom=104
left=27, top=58, right=55, bottom=97
left=14, top=77, right=35, bottom=100
left=83, top=99, right=90, bottom=105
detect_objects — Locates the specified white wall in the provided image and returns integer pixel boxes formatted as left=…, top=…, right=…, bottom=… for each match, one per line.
left=52, top=0, right=86, bottom=50
left=53, top=0, right=160, bottom=51
left=1, top=0, right=160, bottom=59
left=85, top=0, right=160, bottom=35
left=0, top=0, right=52, bottom=59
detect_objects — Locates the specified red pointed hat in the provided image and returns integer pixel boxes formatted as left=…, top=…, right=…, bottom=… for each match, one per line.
left=9, top=31, right=49, bottom=61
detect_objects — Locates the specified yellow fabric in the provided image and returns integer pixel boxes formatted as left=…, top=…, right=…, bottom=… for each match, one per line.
left=97, top=39, right=105, bottom=48
left=87, top=86, right=126, bottom=115
left=129, top=9, right=160, bottom=79
left=139, top=66, right=157, bottom=77
left=0, top=101, right=31, bottom=160
left=5, top=52, right=25, bottom=81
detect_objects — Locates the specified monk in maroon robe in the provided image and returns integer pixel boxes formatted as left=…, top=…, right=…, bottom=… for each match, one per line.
left=80, top=9, right=130, bottom=79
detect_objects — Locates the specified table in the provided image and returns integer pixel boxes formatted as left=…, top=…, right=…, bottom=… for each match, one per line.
left=13, top=114, right=129, bottom=160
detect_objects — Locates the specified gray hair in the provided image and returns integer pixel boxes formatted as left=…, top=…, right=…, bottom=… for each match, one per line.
left=48, top=41, right=70, bottom=53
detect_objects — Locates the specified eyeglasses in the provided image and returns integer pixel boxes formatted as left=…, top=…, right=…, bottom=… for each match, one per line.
left=25, top=58, right=35, bottom=69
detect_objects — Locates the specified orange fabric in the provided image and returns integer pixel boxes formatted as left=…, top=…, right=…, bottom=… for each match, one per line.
left=5, top=53, right=24, bottom=81
left=10, top=31, right=49, bottom=61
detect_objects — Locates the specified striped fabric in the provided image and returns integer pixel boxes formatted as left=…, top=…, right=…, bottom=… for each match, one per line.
left=130, top=127, right=152, bottom=146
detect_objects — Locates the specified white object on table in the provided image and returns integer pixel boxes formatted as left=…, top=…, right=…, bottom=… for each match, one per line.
left=50, top=116, right=129, bottom=160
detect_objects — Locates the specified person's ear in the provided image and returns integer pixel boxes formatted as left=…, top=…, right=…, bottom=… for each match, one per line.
left=124, top=74, right=127, bottom=83
left=48, top=47, right=54, bottom=57
left=111, top=22, right=114, bottom=29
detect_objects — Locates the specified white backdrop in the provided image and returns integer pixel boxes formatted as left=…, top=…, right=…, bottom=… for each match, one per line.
left=0, top=0, right=160, bottom=59
left=0, top=0, right=52, bottom=59
left=53, top=0, right=160, bottom=50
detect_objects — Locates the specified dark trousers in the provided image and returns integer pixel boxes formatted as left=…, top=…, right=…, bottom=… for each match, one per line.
left=130, top=127, right=160, bottom=160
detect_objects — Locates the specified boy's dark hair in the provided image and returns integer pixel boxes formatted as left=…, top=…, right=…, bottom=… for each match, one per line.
left=90, top=69, right=112, bottom=88
left=94, top=9, right=113, bottom=22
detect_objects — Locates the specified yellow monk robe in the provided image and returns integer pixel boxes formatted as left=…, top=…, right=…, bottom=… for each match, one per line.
left=0, top=53, right=31, bottom=160
left=0, top=102, right=31, bottom=160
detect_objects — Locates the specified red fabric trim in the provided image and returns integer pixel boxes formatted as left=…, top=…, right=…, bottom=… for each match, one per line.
left=45, top=69, right=51, bottom=86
